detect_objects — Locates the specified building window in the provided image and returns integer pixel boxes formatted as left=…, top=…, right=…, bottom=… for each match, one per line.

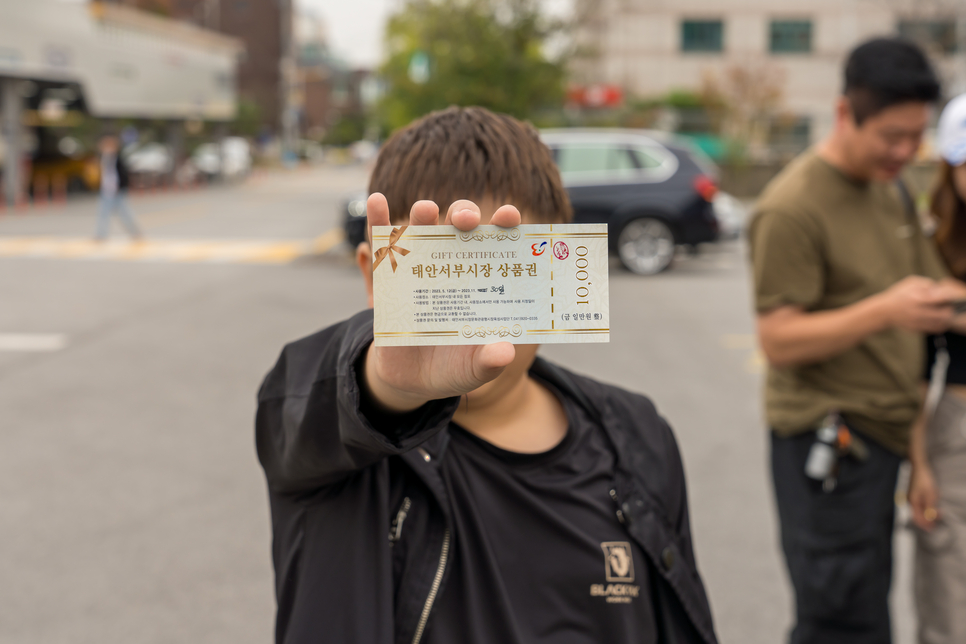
left=770, top=20, right=812, bottom=53
left=769, top=116, right=812, bottom=156
left=898, top=20, right=958, bottom=55
left=681, top=20, right=724, bottom=53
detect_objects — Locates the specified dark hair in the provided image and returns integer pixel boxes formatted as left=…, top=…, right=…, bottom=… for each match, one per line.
left=931, top=160, right=966, bottom=277
left=369, top=106, right=572, bottom=224
left=844, top=37, right=941, bottom=125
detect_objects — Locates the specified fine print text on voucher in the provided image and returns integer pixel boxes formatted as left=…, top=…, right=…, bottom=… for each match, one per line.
left=371, top=224, right=610, bottom=346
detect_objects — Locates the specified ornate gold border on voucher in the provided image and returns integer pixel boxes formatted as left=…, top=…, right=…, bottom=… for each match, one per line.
left=526, top=328, right=610, bottom=334
left=460, top=324, right=524, bottom=338
left=372, top=234, right=456, bottom=240
left=373, top=331, right=461, bottom=337
left=523, top=233, right=608, bottom=238
left=458, top=228, right=521, bottom=242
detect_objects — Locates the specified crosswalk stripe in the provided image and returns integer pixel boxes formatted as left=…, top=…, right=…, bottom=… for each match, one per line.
left=0, top=231, right=346, bottom=264
left=0, top=333, right=67, bottom=352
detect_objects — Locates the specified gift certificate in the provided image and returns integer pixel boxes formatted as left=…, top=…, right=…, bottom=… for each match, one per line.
left=371, top=224, right=610, bottom=346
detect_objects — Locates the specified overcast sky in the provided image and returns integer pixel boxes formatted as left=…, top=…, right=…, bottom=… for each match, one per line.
left=297, top=0, right=573, bottom=69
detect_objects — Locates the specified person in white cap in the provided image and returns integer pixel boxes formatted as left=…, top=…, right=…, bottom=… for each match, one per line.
left=909, top=92, right=966, bottom=644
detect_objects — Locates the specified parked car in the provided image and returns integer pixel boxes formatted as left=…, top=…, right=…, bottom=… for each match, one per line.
left=123, top=142, right=174, bottom=185
left=540, top=129, right=720, bottom=274
left=191, top=137, right=252, bottom=180
left=342, top=129, right=720, bottom=274
left=343, top=192, right=368, bottom=249
left=31, top=153, right=100, bottom=194
left=712, top=191, right=747, bottom=240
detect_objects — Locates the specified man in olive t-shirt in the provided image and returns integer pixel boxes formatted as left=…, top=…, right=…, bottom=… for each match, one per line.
left=752, top=149, right=949, bottom=454
left=749, top=39, right=966, bottom=644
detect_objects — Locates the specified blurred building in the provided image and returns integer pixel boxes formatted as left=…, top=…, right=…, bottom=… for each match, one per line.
left=294, top=11, right=372, bottom=140
left=0, top=0, right=242, bottom=205
left=574, top=0, right=966, bottom=153
left=108, top=0, right=294, bottom=137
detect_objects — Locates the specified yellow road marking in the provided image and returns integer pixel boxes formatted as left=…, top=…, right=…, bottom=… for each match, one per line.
left=0, top=229, right=345, bottom=265
left=244, top=243, right=307, bottom=264
left=720, top=334, right=765, bottom=374
left=745, top=350, right=765, bottom=374
left=720, top=333, right=757, bottom=350
left=51, top=239, right=103, bottom=258
left=310, top=228, right=345, bottom=254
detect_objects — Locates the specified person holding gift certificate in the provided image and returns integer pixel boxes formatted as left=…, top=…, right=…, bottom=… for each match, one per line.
left=255, top=107, right=716, bottom=644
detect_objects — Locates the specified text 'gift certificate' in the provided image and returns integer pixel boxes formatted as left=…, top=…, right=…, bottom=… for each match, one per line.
left=372, top=224, right=609, bottom=346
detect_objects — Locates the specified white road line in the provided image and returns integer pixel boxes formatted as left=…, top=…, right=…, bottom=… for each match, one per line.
left=0, top=333, right=68, bottom=352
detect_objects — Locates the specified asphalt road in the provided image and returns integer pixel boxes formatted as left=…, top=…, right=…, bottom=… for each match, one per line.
left=0, top=165, right=916, bottom=643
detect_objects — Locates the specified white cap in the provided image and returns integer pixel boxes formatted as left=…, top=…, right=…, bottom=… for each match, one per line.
left=938, top=94, right=966, bottom=166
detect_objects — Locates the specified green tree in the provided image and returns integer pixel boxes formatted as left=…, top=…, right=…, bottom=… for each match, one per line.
left=379, top=0, right=567, bottom=131
left=323, top=114, right=368, bottom=146
left=231, top=100, right=263, bottom=138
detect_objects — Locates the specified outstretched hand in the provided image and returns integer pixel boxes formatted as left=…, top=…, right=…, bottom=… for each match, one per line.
left=363, top=193, right=522, bottom=413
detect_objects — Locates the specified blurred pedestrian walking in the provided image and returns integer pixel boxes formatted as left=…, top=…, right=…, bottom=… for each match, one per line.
left=94, top=134, right=142, bottom=241
left=908, top=93, right=966, bottom=644
left=748, top=38, right=966, bottom=644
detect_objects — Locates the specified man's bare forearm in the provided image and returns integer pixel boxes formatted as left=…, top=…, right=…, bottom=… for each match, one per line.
left=908, top=384, right=930, bottom=469
left=757, top=296, right=890, bottom=369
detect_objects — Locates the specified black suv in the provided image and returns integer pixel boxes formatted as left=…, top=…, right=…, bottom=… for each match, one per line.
left=541, top=129, right=720, bottom=274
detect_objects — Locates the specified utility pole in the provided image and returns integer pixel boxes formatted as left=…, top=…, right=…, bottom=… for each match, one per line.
left=1, top=78, right=24, bottom=208
left=203, top=0, right=219, bottom=32
left=279, top=0, right=299, bottom=165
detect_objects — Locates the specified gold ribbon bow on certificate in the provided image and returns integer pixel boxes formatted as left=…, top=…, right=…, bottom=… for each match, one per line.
left=372, top=225, right=410, bottom=272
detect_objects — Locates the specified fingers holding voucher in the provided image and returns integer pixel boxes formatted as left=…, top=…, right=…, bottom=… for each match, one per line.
left=489, top=204, right=522, bottom=228
left=446, top=199, right=482, bottom=231
left=476, top=342, right=516, bottom=375
left=366, top=193, right=391, bottom=244
left=409, top=200, right=440, bottom=227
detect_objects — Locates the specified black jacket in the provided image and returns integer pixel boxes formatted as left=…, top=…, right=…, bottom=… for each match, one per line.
left=256, top=310, right=718, bottom=644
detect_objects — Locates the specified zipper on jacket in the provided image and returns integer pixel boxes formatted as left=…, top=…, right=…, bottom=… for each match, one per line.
left=609, top=489, right=627, bottom=525
left=389, top=497, right=412, bottom=545
left=411, top=528, right=450, bottom=644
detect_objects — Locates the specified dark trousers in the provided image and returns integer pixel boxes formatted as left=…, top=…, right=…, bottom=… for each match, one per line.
left=771, top=430, right=901, bottom=644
